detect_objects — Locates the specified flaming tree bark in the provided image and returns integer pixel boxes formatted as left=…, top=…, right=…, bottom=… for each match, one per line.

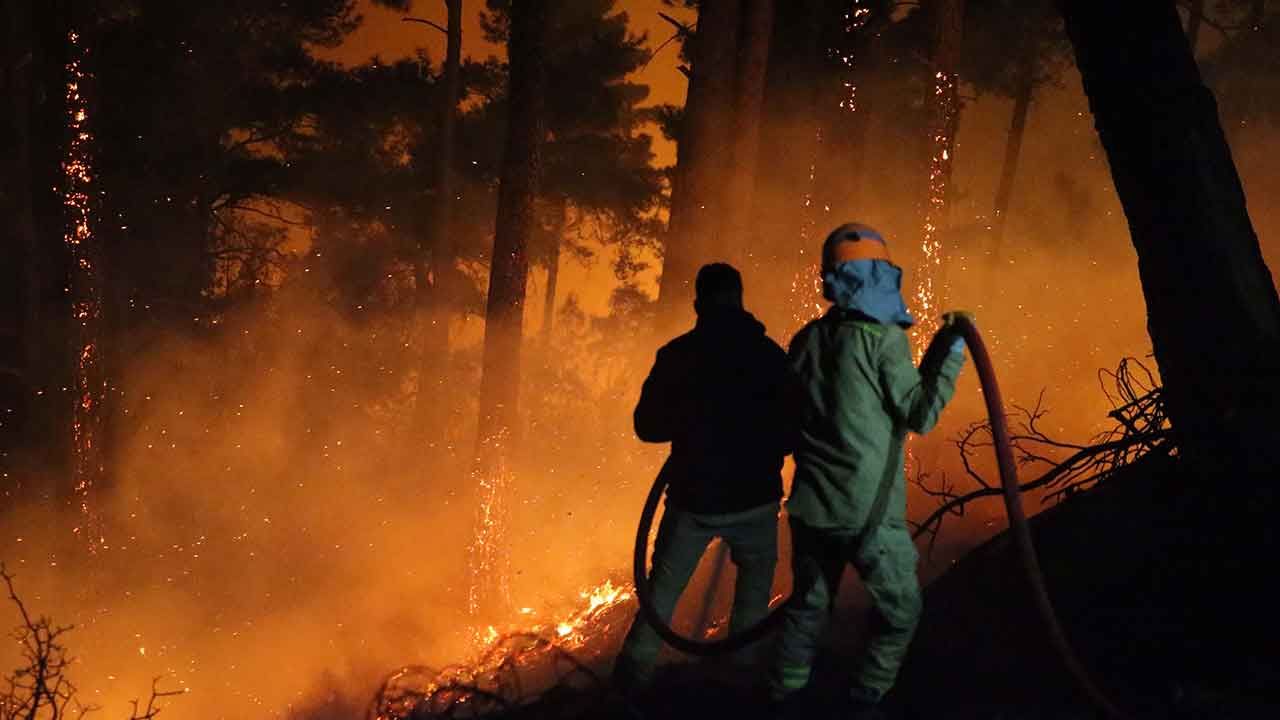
left=658, top=0, right=741, bottom=318
left=1059, top=0, right=1280, bottom=474
left=469, top=0, right=547, bottom=615
left=411, top=0, right=462, bottom=453
left=915, top=0, right=965, bottom=345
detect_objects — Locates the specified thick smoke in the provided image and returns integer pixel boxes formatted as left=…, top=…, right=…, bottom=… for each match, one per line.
left=6, top=14, right=1280, bottom=720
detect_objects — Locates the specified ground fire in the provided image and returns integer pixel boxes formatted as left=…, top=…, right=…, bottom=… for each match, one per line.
left=2, top=1, right=1279, bottom=719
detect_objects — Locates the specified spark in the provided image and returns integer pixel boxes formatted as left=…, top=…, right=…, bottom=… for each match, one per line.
left=791, top=2, right=873, bottom=334
left=467, top=429, right=513, bottom=618
left=915, top=68, right=960, bottom=360
left=64, top=30, right=107, bottom=552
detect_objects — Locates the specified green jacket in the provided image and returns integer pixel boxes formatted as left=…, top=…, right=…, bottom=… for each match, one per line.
left=786, top=308, right=964, bottom=529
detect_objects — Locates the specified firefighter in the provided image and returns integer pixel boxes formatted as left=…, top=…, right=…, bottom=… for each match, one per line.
left=771, top=223, right=967, bottom=718
left=614, top=262, right=793, bottom=691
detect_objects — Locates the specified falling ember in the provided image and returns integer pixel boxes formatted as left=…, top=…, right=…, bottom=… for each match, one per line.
left=467, top=429, right=513, bottom=619
left=790, top=1, right=875, bottom=334
left=790, top=137, right=826, bottom=334
left=915, top=69, right=960, bottom=356
left=915, top=1, right=964, bottom=358
left=63, top=30, right=108, bottom=552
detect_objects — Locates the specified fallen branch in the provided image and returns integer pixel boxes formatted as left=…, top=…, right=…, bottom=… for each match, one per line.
left=911, top=358, right=1172, bottom=549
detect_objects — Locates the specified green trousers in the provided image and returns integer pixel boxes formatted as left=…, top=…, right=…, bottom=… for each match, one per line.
left=616, top=502, right=779, bottom=684
left=771, top=518, right=922, bottom=701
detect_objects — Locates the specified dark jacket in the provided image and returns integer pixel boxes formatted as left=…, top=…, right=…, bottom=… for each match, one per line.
left=634, top=308, right=792, bottom=514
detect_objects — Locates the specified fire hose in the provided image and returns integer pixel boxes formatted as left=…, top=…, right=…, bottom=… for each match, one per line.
left=631, top=314, right=1128, bottom=719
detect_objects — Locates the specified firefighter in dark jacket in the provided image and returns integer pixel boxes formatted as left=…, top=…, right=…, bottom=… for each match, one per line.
left=614, top=262, right=792, bottom=689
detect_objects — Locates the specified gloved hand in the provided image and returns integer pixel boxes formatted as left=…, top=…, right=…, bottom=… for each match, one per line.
left=940, top=311, right=976, bottom=354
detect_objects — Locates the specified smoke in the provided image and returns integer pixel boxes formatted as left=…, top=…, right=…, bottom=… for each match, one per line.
left=7, top=14, right=1280, bottom=720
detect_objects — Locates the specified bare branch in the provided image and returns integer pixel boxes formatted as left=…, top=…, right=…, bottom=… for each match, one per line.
left=911, top=357, right=1173, bottom=549
left=402, top=16, right=448, bottom=35
left=657, top=12, right=693, bottom=36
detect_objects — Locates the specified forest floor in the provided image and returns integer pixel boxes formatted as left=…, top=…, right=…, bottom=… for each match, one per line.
left=419, top=451, right=1280, bottom=720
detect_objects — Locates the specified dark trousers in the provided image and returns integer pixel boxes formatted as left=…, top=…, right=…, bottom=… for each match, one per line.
left=771, top=517, right=922, bottom=701
left=617, top=502, right=780, bottom=682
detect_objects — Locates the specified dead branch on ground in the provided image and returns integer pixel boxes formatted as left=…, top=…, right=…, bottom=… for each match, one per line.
left=911, top=358, right=1173, bottom=551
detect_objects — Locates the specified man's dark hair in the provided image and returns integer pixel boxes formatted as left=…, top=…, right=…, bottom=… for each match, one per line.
left=694, top=262, right=744, bottom=314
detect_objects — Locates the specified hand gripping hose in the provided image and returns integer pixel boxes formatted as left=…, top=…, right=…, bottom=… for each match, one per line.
left=631, top=314, right=1129, bottom=719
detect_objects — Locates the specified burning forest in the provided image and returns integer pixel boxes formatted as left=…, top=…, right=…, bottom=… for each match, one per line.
left=3, top=1, right=1280, bottom=718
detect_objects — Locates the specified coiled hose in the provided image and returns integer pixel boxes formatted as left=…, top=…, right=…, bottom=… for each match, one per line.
left=631, top=315, right=1128, bottom=719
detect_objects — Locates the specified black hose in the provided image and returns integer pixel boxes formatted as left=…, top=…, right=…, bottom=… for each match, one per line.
left=630, top=462, right=787, bottom=656
left=630, top=315, right=1130, bottom=719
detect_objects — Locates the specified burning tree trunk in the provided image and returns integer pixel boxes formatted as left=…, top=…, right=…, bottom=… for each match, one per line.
left=989, top=64, right=1034, bottom=253
left=470, top=0, right=548, bottom=616
left=410, top=0, right=463, bottom=456
left=915, top=0, right=964, bottom=347
left=722, top=0, right=773, bottom=269
left=1058, top=0, right=1280, bottom=473
left=658, top=0, right=741, bottom=318
left=61, top=26, right=108, bottom=550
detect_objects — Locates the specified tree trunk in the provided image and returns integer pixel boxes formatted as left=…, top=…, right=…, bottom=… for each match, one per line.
left=469, top=0, right=547, bottom=616
left=789, top=0, right=831, bottom=277
left=58, top=20, right=109, bottom=548
left=915, top=0, right=965, bottom=346
left=541, top=196, right=568, bottom=342
left=722, top=0, right=773, bottom=270
left=658, top=0, right=741, bottom=319
left=412, top=0, right=462, bottom=454
left=1185, top=0, right=1205, bottom=53
left=4, top=0, right=41, bottom=381
left=838, top=11, right=889, bottom=218
left=990, top=67, right=1034, bottom=255
left=1059, top=0, right=1280, bottom=475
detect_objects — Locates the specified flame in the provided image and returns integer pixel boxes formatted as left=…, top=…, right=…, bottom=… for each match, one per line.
left=375, top=578, right=635, bottom=718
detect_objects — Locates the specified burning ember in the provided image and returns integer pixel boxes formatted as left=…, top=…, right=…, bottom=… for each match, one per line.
left=372, top=578, right=634, bottom=719
left=63, top=29, right=107, bottom=552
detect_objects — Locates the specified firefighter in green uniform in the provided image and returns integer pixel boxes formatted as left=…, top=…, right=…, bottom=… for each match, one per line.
left=771, top=223, right=967, bottom=718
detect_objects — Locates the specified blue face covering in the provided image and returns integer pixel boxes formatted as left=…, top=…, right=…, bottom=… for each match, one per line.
left=822, top=259, right=916, bottom=328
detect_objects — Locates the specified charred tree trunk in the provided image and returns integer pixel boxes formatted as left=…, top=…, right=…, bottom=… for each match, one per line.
left=990, top=67, right=1034, bottom=254
left=722, top=0, right=773, bottom=269
left=1059, top=0, right=1280, bottom=474
left=469, top=0, right=547, bottom=615
left=658, top=0, right=741, bottom=319
left=412, top=0, right=463, bottom=455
